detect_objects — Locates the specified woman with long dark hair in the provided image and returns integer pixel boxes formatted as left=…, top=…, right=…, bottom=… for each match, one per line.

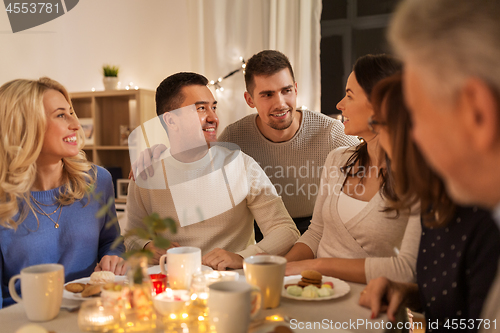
left=284, top=55, right=421, bottom=284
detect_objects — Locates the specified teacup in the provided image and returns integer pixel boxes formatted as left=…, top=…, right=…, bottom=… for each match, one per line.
left=159, top=246, right=201, bottom=289
left=208, top=280, right=261, bottom=333
left=8, top=263, right=64, bottom=321
left=243, top=255, right=287, bottom=309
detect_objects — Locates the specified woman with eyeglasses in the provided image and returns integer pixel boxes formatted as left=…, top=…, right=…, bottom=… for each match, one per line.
left=284, top=54, right=421, bottom=284
left=359, top=74, right=500, bottom=329
left=0, top=78, right=126, bottom=308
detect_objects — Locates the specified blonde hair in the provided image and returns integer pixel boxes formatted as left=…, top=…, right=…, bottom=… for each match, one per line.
left=0, top=77, right=96, bottom=229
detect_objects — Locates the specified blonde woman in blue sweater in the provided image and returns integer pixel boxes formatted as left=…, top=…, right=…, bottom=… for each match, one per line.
left=0, top=78, right=125, bottom=308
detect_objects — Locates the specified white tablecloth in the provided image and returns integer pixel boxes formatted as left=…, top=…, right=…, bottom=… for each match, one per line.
left=0, top=272, right=408, bottom=333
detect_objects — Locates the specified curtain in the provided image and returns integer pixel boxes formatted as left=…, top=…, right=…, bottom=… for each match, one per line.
left=186, top=0, right=322, bottom=132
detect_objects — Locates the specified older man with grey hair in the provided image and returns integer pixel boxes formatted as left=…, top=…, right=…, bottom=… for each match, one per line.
left=358, top=0, right=500, bottom=331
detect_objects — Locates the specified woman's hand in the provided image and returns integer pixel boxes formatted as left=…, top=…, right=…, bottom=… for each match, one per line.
left=95, top=255, right=128, bottom=275
left=285, top=260, right=314, bottom=276
left=358, top=276, right=418, bottom=321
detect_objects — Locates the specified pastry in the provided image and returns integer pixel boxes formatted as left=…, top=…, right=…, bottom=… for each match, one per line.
left=64, top=283, right=85, bottom=293
left=81, top=284, right=102, bottom=298
left=89, top=271, right=115, bottom=285
left=299, top=270, right=322, bottom=287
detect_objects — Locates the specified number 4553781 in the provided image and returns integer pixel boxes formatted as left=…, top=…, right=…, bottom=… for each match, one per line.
left=6, top=3, right=59, bottom=14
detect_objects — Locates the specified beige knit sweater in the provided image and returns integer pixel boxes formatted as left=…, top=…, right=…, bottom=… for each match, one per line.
left=218, top=110, right=359, bottom=219
left=298, top=147, right=421, bottom=283
left=124, top=145, right=300, bottom=258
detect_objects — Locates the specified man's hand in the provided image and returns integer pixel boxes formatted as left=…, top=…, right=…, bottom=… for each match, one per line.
left=144, top=241, right=180, bottom=265
left=358, top=277, right=416, bottom=322
left=129, top=144, right=168, bottom=181
left=95, top=255, right=128, bottom=275
left=202, top=248, right=244, bottom=270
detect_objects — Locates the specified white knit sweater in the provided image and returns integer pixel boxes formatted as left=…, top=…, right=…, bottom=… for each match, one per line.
left=298, top=147, right=421, bottom=283
left=124, top=145, right=300, bottom=258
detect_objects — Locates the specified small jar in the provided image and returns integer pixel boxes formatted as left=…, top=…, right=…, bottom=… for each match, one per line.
left=119, top=255, right=156, bottom=332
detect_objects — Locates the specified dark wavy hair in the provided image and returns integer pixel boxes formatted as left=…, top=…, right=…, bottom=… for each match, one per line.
left=341, top=54, right=402, bottom=210
left=371, top=73, right=455, bottom=226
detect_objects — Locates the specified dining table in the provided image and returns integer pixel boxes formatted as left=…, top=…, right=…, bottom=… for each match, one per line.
left=0, top=269, right=409, bottom=333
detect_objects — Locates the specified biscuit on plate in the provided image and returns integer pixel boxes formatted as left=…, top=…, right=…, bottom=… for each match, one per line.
left=298, top=280, right=321, bottom=288
left=81, top=284, right=102, bottom=298
left=65, top=283, right=85, bottom=293
left=301, top=277, right=322, bottom=284
left=301, top=270, right=322, bottom=281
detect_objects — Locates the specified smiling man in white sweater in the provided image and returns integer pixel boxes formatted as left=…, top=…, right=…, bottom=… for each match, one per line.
left=124, top=72, right=299, bottom=270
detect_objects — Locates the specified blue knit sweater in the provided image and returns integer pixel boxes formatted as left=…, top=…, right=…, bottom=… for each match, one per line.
left=0, top=166, right=125, bottom=308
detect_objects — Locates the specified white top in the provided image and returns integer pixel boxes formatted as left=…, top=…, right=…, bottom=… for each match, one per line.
left=337, top=191, right=369, bottom=224
left=125, top=145, right=300, bottom=258
left=297, top=146, right=422, bottom=283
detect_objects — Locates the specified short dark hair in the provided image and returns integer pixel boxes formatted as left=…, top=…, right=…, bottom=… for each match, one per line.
left=244, top=50, right=295, bottom=96
left=156, top=72, right=209, bottom=116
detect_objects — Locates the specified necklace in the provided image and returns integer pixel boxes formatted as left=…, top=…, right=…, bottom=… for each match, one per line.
left=31, top=197, right=63, bottom=229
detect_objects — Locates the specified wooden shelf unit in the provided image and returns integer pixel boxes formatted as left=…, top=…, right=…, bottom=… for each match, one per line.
left=70, top=89, right=157, bottom=192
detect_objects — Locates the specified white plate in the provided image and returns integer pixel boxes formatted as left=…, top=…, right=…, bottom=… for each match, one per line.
left=281, top=275, right=350, bottom=301
left=63, top=276, right=127, bottom=301
left=147, top=265, right=213, bottom=275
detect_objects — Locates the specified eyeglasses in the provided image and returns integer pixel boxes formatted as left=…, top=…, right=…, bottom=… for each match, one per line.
left=367, top=116, right=387, bottom=134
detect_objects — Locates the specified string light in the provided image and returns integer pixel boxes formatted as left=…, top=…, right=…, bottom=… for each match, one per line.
left=209, top=57, right=246, bottom=93
left=125, top=82, right=139, bottom=90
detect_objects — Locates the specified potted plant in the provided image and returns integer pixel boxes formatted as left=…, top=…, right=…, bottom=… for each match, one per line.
left=102, top=64, right=120, bottom=90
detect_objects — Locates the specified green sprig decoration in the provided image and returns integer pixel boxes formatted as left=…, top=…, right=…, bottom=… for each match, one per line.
left=87, top=183, right=177, bottom=260
left=113, top=213, right=177, bottom=260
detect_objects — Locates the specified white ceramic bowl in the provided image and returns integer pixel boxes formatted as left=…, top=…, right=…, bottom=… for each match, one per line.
left=153, top=289, right=190, bottom=316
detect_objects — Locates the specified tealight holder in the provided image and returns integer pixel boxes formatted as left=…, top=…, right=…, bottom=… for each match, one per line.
left=78, top=299, right=119, bottom=332
left=154, top=288, right=190, bottom=317
left=149, top=273, right=167, bottom=296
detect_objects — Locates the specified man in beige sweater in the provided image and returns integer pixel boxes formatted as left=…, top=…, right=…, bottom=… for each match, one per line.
left=125, top=72, right=299, bottom=270
left=218, top=50, right=359, bottom=238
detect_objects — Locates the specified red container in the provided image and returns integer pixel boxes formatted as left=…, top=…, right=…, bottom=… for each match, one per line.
left=149, top=273, right=167, bottom=296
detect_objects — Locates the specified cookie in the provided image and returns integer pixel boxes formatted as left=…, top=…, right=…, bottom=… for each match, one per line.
left=65, top=283, right=85, bottom=293
left=297, top=280, right=321, bottom=288
left=301, top=270, right=322, bottom=281
left=301, top=277, right=322, bottom=284
left=81, top=284, right=102, bottom=297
